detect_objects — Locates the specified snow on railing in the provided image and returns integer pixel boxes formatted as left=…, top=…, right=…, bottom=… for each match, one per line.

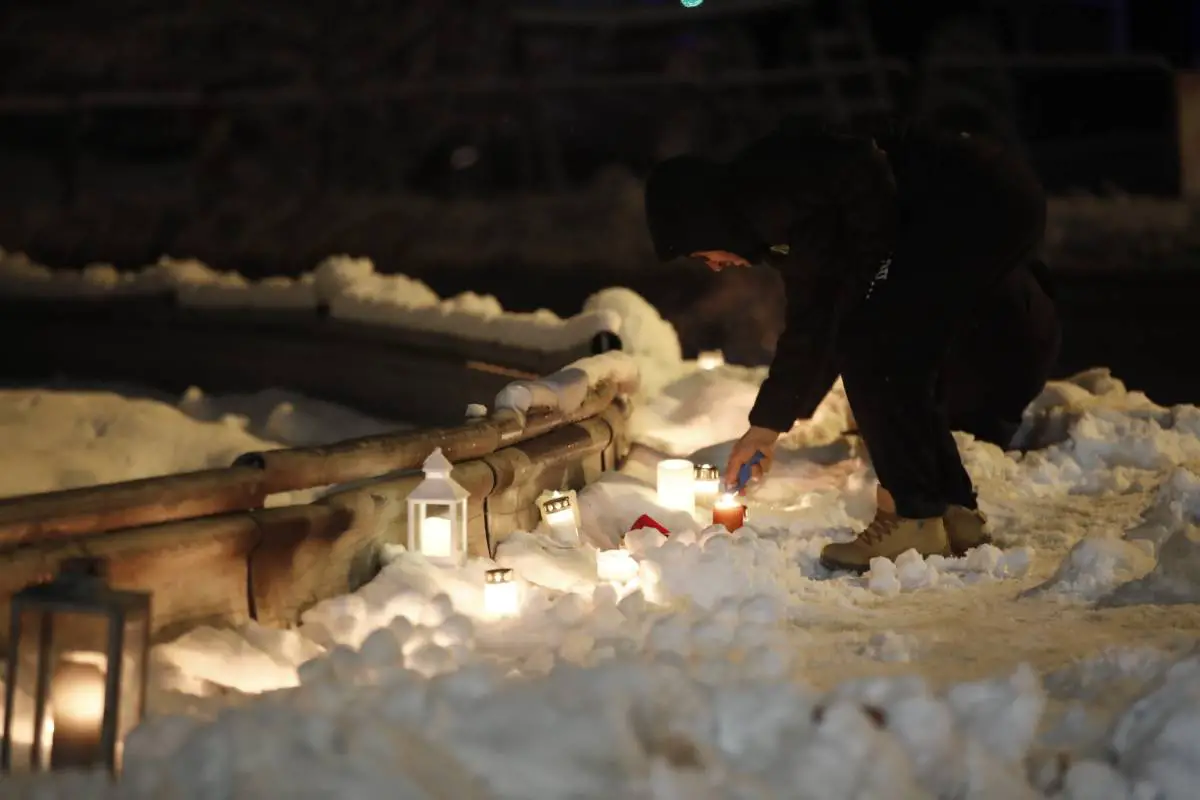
left=0, top=250, right=621, bottom=354
left=493, top=351, right=640, bottom=424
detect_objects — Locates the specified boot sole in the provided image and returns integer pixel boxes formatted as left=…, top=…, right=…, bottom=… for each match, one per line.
left=948, top=534, right=994, bottom=558
left=819, top=554, right=871, bottom=574
left=820, top=544, right=956, bottom=575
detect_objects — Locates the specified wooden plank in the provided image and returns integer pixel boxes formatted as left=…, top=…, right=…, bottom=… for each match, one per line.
left=0, top=467, right=267, bottom=548
left=243, top=382, right=618, bottom=494
left=245, top=502, right=367, bottom=629
left=0, top=296, right=610, bottom=386
left=482, top=416, right=613, bottom=550
left=242, top=421, right=507, bottom=495
left=0, top=513, right=260, bottom=645
left=248, top=461, right=497, bottom=628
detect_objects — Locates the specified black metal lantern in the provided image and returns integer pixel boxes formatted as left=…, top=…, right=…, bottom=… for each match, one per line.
left=2, top=557, right=151, bottom=776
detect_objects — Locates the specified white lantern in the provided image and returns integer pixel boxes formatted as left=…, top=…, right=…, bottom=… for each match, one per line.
left=693, top=464, right=721, bottom=506
left=483, top=568, right=520, bottom=618
left=407, top=448, right=470, bottom=567
left=697, top=350, right=725, bottom=370
left=656, top=458, right=696, bottom=516
left=536, top=489, right=581, bottom=547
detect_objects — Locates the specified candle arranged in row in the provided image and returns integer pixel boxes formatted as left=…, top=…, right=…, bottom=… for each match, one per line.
left=654, top=458, right=749, bottom=532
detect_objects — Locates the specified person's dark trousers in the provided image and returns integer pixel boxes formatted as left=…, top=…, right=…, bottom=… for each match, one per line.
left=939, top=260, right=1062, bottom=450
left=832, top=143, right=1047, bottom=520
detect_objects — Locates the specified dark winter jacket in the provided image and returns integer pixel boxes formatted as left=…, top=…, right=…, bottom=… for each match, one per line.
left=644, top=120, right=1047, bottom=432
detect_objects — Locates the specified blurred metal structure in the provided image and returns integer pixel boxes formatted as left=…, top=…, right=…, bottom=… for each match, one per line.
left=0, top=0, right=1179, bottom=201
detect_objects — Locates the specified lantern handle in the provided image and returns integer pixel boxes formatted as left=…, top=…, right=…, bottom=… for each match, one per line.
left=57, top=557, right=108, bottom=581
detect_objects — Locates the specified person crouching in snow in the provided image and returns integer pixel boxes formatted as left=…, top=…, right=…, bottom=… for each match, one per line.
left=643, top=121, right=1060, bottom=572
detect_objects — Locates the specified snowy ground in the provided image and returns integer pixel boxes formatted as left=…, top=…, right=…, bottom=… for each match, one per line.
left=5, top=288, right=1200, bottom=797
left=5, top=358, right=1200, bottom=798
left=0, top=383, right=404, bottom=500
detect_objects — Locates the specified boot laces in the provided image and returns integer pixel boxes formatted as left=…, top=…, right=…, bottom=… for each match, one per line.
left=859, top=512, right=902, bottom=545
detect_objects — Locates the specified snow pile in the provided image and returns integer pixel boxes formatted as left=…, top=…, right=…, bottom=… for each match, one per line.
left=1125, top=468, right=1200, bottom=549
left=582, top=288, right=686, bottom=398
left=866, top=545, right=1033, bottom=596
left=8, top=315, right=1200, bottom=796
left=1025, top=537, right=1155, bottom=602
left=0, top=385, right=399, bottom=499
left=314, top=255, right=622, bottom=353
left=493, top=352, right=640, bottom=419
left=0, top=249, right=622, bottom=354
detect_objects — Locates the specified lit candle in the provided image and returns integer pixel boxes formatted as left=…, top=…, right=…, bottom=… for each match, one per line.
left=49, top=654, right=106, bottom=770
left=596, top=549, right=639, bottom=583
left=693, top=464, right=721, bottom=506
left=656, top=459, right=696, bottom=516
left=712, top=493, right=747, bottom=532
left=421, top=516, right=454, bottom=559
left=484, top=568, right=520, bottom=617
left=697, top=350, right=725, bottom=370
left=539, top=491, right=580, bottom=546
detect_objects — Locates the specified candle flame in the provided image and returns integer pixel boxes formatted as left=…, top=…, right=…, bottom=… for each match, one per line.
left=715, top=492, right=739, bottom=508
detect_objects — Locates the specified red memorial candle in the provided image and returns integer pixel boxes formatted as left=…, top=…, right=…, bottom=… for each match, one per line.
left=712, top=493, right=747, bottom=532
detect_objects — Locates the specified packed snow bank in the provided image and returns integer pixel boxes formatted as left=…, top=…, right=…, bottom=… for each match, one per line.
left=10, top=339, right=1200, bottom=796
left=493, top=352, right=641, bottom=418
left=0, top=249, right=622, bottom=354
left=0, top=385, right=402, bottom=500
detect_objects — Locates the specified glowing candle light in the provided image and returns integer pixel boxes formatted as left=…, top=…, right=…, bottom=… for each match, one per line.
left=712, top=493, right=747, bottom=532
left=656, top=459, right=696, bottom=516
left=596, top=549, right=639, bottom=584
left=694, top=464, right=721, bottom=506
left=421, top=515, right=454, bottom=559
left=537, top=490, right=581, bottom=547
left=483, top=568, right=520, bottom=618
left=696, top=350, right=724, bottom=370
left=2, top=558, right=151, bottom=777
left=49, top=654, right=106, bottom=769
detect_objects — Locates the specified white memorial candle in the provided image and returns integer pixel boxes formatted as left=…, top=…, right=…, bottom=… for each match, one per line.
left=694, top=464, right=721, bottom=506
left=421, top=516, right=454, bottom=559
left=656, top=458, right=696, bottom=516
left=484, top=569, right=520, bottom=617
left=540, top=491, right=580, bottom=546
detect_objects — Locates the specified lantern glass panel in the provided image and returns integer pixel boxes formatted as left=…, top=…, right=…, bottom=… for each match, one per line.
left=6, top=607, right=112, bottom=773
left=115, top=612, right=149, bottom=764
left=4, top=606, right=50, bottom=772
left=3, top=572, right=151, bottom=777
left=420, top=505, right=455, bottom=560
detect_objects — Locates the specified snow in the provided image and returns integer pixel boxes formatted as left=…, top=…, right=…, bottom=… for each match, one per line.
left=492, top=351, right=641, bottom=419
left=6, top=287, right=1200, bottom=797
left=0, top=385, right=403, bottom=501
left=0, top=249, right=621, bottom=354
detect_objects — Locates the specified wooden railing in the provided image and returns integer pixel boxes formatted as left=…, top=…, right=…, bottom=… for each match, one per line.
left=0, top=291, right=632, bottom=642
left=0, top=384, right=630, bottom=642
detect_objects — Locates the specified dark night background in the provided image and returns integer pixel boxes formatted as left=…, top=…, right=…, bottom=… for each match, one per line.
left=1, top=0, right=1198, bottom=400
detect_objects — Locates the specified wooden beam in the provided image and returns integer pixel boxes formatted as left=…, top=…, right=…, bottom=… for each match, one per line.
left=482, top=416, right=613, bottom=551
left=0, top=513, right=261, bottom=643
left=241, top=382, right=618, bottom=494
left=0, top=467, right=267, bottom=549
left=248, top=461, right=498, bottom=628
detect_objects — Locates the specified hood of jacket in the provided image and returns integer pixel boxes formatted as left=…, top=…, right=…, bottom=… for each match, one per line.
left=643, top=155, right=767, bottom=263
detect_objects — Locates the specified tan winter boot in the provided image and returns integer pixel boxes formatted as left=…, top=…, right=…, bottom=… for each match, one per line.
left=820, top=512, right=952, bottom=573
left=943, top=505, right=992, bottom=556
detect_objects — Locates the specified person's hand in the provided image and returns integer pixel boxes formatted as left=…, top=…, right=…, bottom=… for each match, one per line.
left=724, top=426, right=780, bottom=491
